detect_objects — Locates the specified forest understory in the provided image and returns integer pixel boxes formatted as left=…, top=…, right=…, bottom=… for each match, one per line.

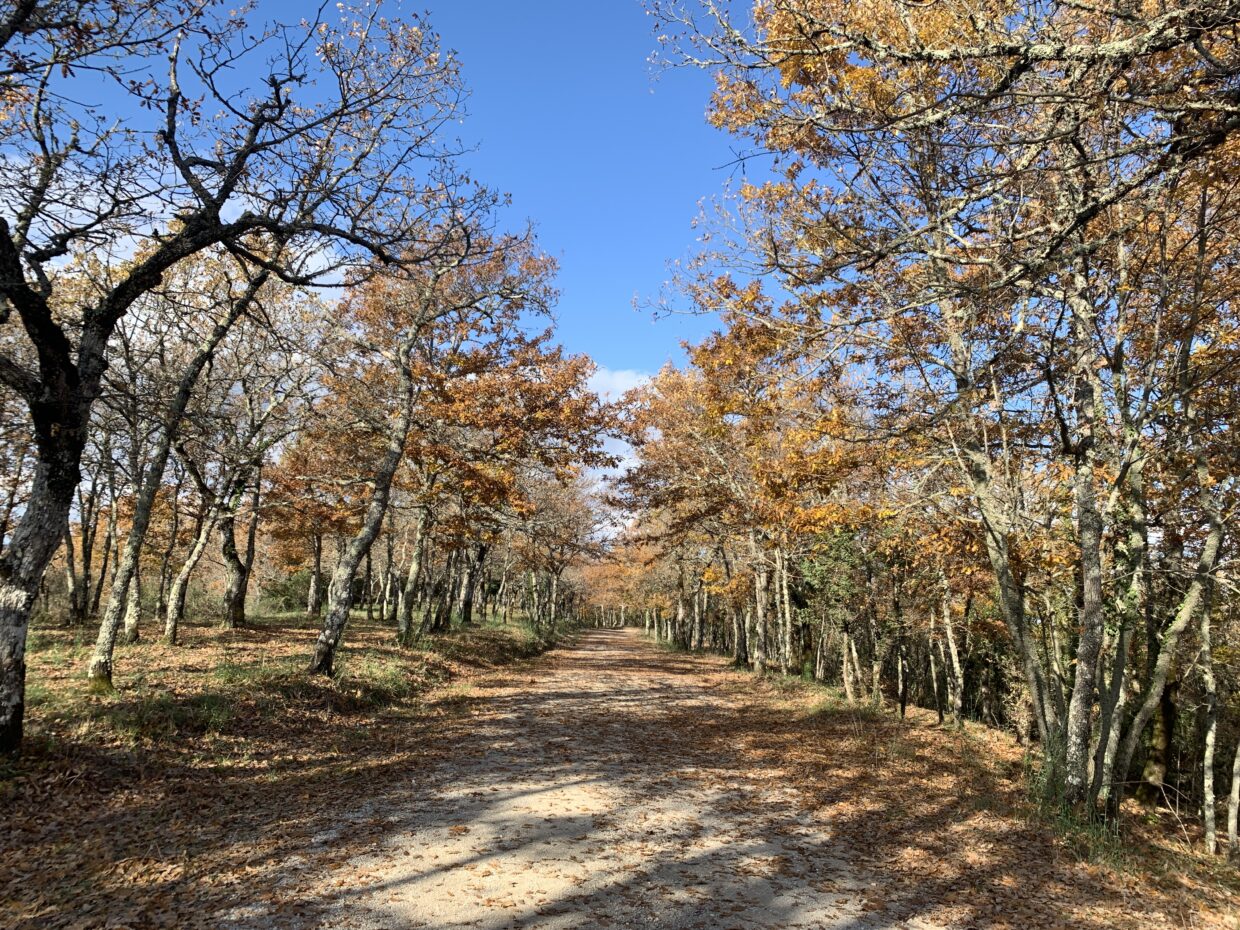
left=1, top=615, right=565, bottom=930
left=4, top=625, right=1237, bottom=930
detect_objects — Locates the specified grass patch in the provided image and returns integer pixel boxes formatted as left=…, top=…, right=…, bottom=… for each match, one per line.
left=1023, top=746, right=1132, bottom=868
left=26, top=629, right=86, bottom=668
left=104, top=691, right=236, bottom=740
left=330, top=653, right=429, bottom=710
left=15, top=613, right=569, bottom=750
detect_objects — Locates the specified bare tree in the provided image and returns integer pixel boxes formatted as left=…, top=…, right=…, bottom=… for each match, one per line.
left=0, top=0, right=483, bottom=752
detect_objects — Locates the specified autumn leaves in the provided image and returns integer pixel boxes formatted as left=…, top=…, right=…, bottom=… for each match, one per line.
left=606, top=0, right=1240, bottom=848
left=0, top=2, right=614, bottom=753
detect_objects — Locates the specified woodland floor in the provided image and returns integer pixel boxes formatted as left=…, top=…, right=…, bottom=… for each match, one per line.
left=4, top=626, right=1239, bottom=930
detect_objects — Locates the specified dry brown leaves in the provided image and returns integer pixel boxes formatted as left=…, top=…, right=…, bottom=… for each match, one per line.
left=1, top=617, right=555, bottom=930
left=689, top=667, right=1240, bottom=930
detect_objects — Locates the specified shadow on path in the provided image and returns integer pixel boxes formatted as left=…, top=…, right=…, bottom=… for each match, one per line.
left=253, top=630, right=1163, bottom=930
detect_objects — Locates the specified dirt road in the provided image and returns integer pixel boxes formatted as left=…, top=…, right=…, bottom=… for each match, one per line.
left=312, top=628, right=907, bottom=930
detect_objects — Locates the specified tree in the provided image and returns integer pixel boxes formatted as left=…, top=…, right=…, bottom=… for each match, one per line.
left=306, top=232, right=559, bottom=674
left=0, top=0, right=488, bottom=752
left=650, top=0, right=1240, bottom=813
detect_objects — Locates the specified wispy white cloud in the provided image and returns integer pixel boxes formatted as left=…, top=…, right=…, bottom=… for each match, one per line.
left=583, top=367, right=650, bottom=485
left=588, top=366, right=650, bottom=402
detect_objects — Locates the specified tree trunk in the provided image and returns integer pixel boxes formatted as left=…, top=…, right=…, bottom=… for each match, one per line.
left=89, top=478, right=118, bottom=619
left=548, top=571, right=559, bottom=632
left=928, top=611, right=944, bottom=725
left=1092, top=460, right=1147, bottom=806
left=1227, top=738, right=1240, bottom=858
left=1134, top=680, right=1179, bottom=807
left=397, top=509, right=428, bottom=645
left=119, top=568, right=141, bottom=645
left=841, top=632, right=856, bottom=702
left=156, top=475, right=183, bottom=621
left=1111, top=494, right=1222, bottom=812
left=1061, top=261, right=1107, bottom=807
left=940, top=589, right=966, bottom=725
left=163, top=506, right=218, bottom=645
left=63, top=526, right=84, bottom=627
left=459, top=543, right=487, bottom=626
left=777, top=546, right=794, bottom=674
left=219, top=513, right=247, bottom=629
left=749, top=532, right=768, bottom=672
left=1201, top=601, right=1219, bottom=853
left=0, top=440, right=84, bottom=750
left=308, top=367, right=415, bottom=675
left=306, top=533, right=324, bottom=617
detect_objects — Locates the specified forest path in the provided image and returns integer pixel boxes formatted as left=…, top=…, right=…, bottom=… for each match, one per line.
left=315, top=628, right=918, bottom=930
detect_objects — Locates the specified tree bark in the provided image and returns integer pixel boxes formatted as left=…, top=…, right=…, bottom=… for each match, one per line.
left=219, top=512, right=248, bottom=629
left=119, top=568, right=141, bottom=645
left=459, top=543, right=487, bottom=626
left=306, top=533, right=324, bottom=617
left=163, top=503, right=219, bottom=645
left=308, top=363, right=416, bottom=675
left=1063, top=258, right=1107, bottom=807
left=1201, top=601, right=1219, bottom=853
left=0, top=434, right=84, bottom=749
left=1227, top=738, right=1240, bottom=858
left=1110, top=492, right=1222, bottom=812
left=397, top=508, right=428, bottom=645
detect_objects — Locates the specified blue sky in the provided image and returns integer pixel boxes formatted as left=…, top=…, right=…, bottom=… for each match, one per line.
left=420, top=0, right=743, bottom=395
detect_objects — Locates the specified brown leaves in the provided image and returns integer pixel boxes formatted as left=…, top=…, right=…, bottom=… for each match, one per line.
left=2, top=618, right=556, bottom=930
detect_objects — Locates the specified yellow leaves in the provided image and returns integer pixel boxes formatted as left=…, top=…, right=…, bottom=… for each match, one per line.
left=793, top=501, right=870, bottom=534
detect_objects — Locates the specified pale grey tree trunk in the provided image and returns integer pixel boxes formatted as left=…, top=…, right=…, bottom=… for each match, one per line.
left=850, top=634, right=866, bottom=698
left=748, top=532, right=768, bottom=672
left=1092, top=432, right=1149, bottom=805
left=306, top=533, right=325, bottom=616
left=841, top=632, right=856, bottom=702
left=119, top=569, right=141, bottom=645
left=90, top=465, right=118, bottom=619
left=1201, top=600, right=1219, bottom=853
left=164, top=503, right=221, bottom=644
left=1110, top=500, right=1223, bottom=811
left=379, top=525, right=396, bottom=625
left=775, top=546, right=793, bottom=674
left=1227, top=739, right=1240, bottom=858
left=689, top=579, right=702, bottom=650
left=1063, top=260, right=1107, bottom=807
left=155, top=473, right=183, bottom=621
left=397, top=509, right=429, bottom=645
left=940, top=593, right=966, bottom=725
left=1092, top=630, right=1131, bottom=794
left=548, top=571, right=559, bottom=631
left=309, top=366, right=415, bottom=675
left=63, top=526, right=82, bottom=627
left=928, top=612, right=944, bottom=724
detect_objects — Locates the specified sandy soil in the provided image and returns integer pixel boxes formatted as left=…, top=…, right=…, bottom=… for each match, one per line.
left=299, top=629, right=923, bottom=930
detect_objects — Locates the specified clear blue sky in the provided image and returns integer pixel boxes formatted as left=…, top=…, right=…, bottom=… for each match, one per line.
left=422, top=0, right=742, bottom=388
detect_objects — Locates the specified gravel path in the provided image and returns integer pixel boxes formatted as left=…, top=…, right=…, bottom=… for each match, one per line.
left=316, top=629, right=932, bottom=930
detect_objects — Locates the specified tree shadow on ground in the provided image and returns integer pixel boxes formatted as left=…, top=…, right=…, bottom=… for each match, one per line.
left=274, top=631, right=1211, bottom=929
left=4, top=628, right=1231, bottom=930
